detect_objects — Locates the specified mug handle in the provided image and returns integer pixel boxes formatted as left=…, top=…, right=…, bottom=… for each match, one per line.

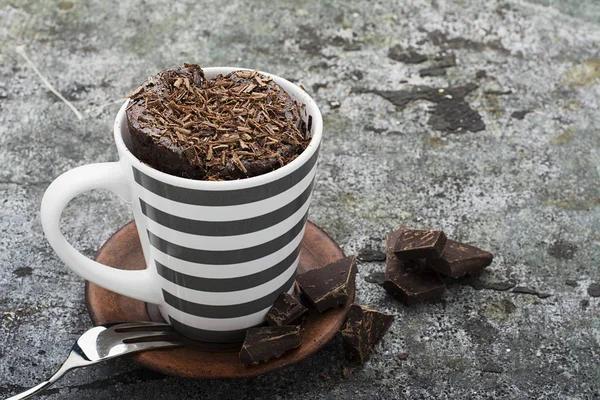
left=40, top=162, right=160, bottom=304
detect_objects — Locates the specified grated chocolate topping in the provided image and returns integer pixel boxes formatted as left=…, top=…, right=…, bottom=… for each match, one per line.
left=125, top=64, right=310, bottom=180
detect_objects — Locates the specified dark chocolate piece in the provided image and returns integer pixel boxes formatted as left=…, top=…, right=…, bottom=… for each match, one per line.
left=341, top=304, right=394, bottom=364
left=265, top=293, right=308, bottom=327
left=428, top=239, right=493, bottom=278
left=393, top=228, right=447, bottom=260
left=384, top=229, right=445, bottom=304
left=297, top=256, right=357, bottom=313
left=239, top=325, right=302, bottom=367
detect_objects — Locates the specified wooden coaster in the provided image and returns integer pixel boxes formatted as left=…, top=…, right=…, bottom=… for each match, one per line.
left=86, top=220, right=351, bottom=379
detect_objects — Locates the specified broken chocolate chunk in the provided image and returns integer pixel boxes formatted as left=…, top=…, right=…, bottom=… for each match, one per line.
left=239, top=325, right=302, bottom=367
left=428, top=239, right=493, bottom=278
left=297, top=256, right=357, bottom=313
left=384, top=229, right=445, bottom=304
left=393, top=228, right=447, bottom=260
left=266, top=293, right=308, bottom=327
left=341, top=304, right=394, bottom=364
left=384, top=260, right=446, bottom=304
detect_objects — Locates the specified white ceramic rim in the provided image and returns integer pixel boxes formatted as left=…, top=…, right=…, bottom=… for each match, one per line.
left=113, top=67, right=323, bottom=190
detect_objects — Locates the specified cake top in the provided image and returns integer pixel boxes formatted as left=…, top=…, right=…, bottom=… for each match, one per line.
left=126, top=64, right=310, bottom=180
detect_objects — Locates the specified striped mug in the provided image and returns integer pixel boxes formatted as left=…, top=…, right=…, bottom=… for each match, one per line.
left=40, top=67, right=322, bottom=342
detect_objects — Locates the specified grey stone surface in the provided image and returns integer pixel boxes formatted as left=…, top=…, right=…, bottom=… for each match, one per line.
left=1, top=0, right=599, bottom=398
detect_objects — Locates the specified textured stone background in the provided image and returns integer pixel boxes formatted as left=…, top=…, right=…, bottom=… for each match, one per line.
left=1, top=0, right=599, bottom=399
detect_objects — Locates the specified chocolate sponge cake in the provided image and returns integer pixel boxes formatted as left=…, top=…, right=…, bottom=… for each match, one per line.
left=125, top=64, right=310, bottom=180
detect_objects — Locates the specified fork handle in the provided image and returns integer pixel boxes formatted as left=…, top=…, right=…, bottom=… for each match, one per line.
left=6, top=366, right=70, bottom=400
left=6, top=379, right=59, bottom=400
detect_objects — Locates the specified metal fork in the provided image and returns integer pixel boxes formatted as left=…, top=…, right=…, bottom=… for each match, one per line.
left=6, top=322, right=183, bottom=400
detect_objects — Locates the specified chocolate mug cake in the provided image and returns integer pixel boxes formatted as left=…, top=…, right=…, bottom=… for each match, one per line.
left=125, top=64, right=310, bottom=180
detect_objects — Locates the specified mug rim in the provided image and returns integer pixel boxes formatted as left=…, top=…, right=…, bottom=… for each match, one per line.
left=113, top=67, right=323, bottom=190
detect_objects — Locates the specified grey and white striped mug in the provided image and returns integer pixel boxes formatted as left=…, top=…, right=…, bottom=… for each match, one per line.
left=40, top=67, right=322, bottom=342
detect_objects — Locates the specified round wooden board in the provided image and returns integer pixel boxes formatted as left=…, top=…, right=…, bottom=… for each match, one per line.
left=86, top=220, right=351, bottom=379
